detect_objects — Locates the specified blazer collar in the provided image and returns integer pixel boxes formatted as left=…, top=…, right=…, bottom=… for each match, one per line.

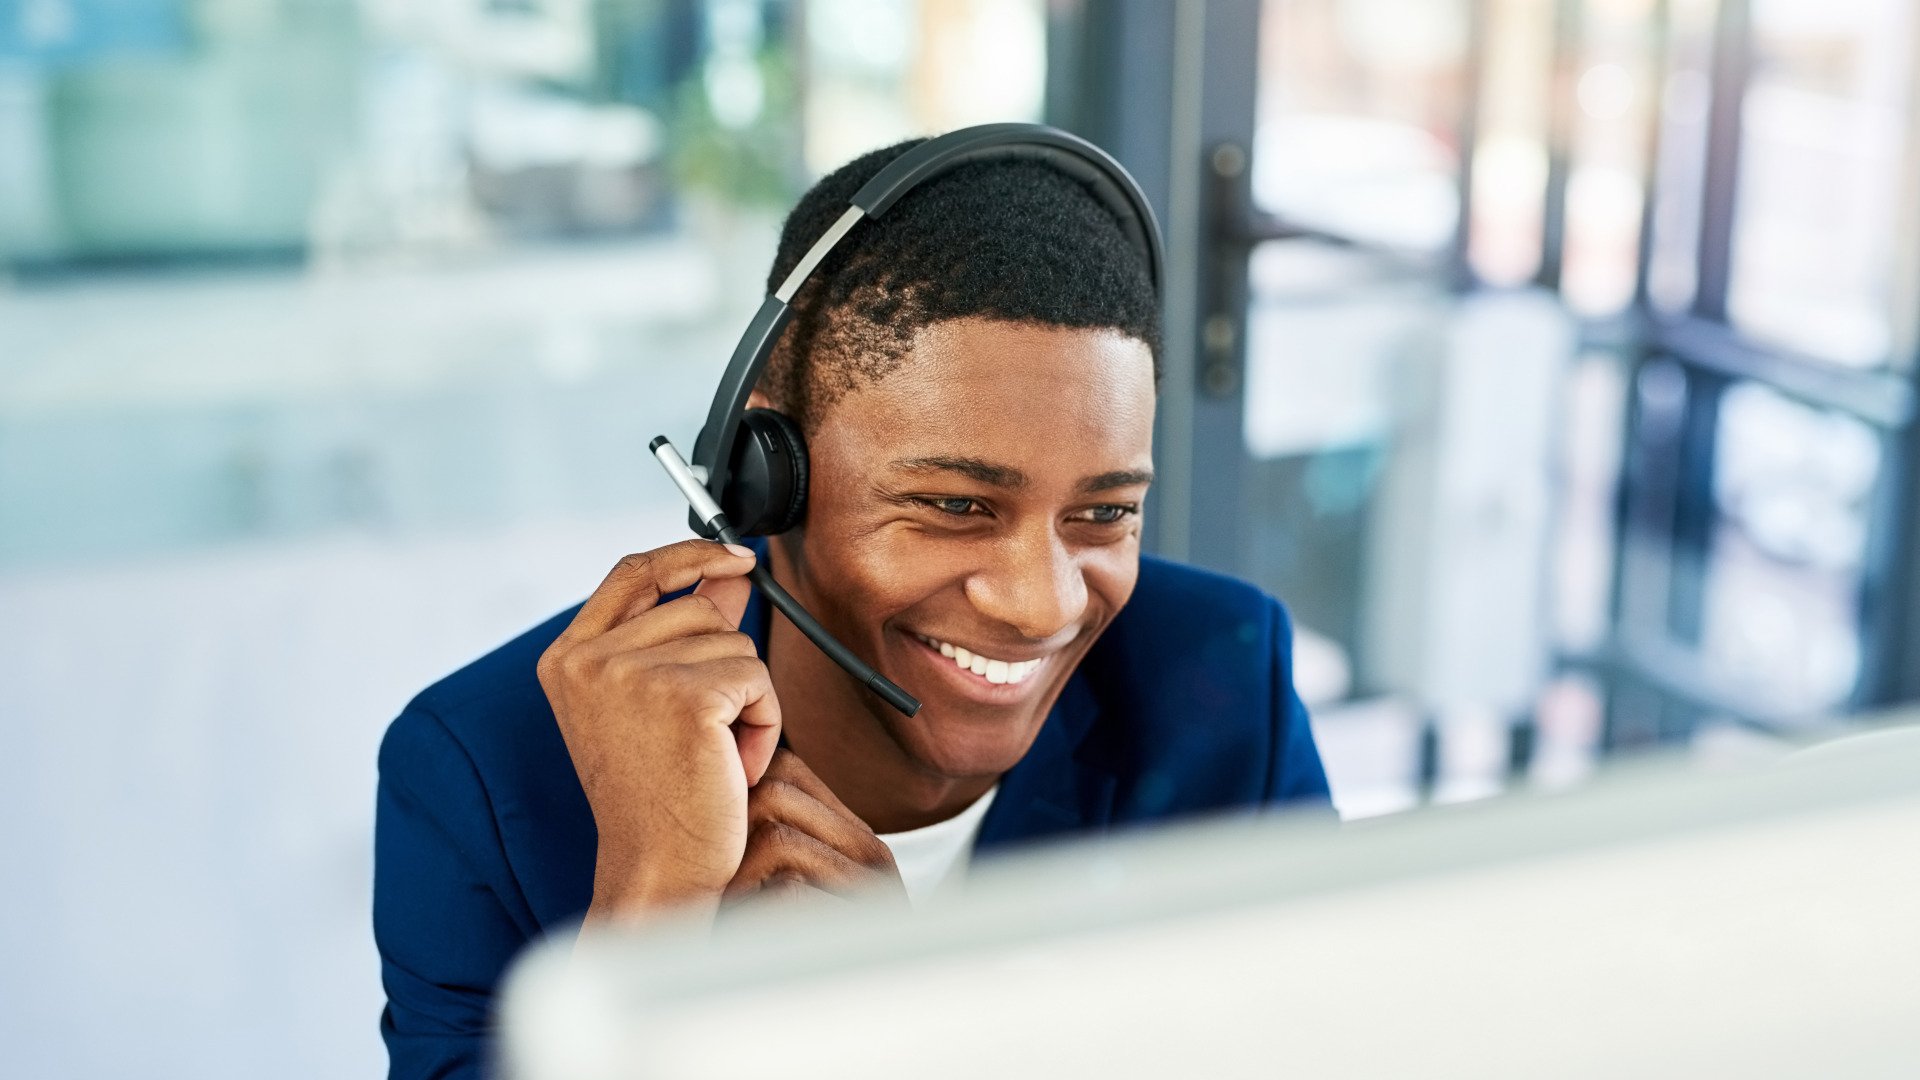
left=738, top=536, right=1115, bottom=850
left=974, top=671, right=1116, bottom=850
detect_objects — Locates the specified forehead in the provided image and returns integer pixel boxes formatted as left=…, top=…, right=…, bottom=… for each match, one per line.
left=813, top=318, right=1156, bottom=472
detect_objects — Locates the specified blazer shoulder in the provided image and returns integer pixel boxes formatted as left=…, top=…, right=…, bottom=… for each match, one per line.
left=1101, top=555, right=1297, bottom=703
left=1079, top=556, right=1309, bottom=817
left=1129, top=554, right=1293, bottom=631
left=379, top=603, right=598, bottom=928
left=408, top=604, right=578, bottom=724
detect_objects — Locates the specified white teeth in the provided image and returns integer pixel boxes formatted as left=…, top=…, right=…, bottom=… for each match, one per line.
left=919, top=634, right=1044, bottom=685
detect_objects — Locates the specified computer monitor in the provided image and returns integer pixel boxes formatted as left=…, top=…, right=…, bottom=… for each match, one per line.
left=501, top=725, right=1920, bottom=1079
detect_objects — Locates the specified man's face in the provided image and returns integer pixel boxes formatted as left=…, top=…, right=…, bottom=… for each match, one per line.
left=779, top=316, right=1157, bottom=781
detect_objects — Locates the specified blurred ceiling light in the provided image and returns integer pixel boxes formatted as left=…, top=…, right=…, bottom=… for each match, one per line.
left=1562, top=164, right=1644, bottom=315
left=1338, top=0, right=1468, bottom=66
left=1590, top=0, right=1657, bottom=15
left=579, top=109, right=663, bottom=169
left=929, top=0, right=1045, bottom=129
left=1755, top=0, right=1892, bottom=36
left=809, top=0, right=914, bottom=73
left=704, top=0, right=766, bottom=130
left=704, top=56, right=764, bottom=129
left=20, top=0, right=75, bottom=48
left=1577, top=63, right=1637, bottom=122
left=1469, top=136, right=1548, bottom=285
left=709, top=0, right=762, bottom=47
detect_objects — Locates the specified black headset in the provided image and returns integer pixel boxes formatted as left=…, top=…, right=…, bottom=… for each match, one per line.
left=664, top=122, right=1163, bottom=717
left=688, top=121, right=1165, bottom=539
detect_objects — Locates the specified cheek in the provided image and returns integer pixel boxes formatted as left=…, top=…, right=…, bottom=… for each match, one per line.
left=1082, top=547, right=1141, bottom=616
left=795, top=466, right=942, bottom=617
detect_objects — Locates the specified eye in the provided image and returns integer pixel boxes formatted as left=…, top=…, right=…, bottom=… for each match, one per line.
left=1076, top=504, right=1139, bottom=525
left=919, top=496, right=983, bottom=517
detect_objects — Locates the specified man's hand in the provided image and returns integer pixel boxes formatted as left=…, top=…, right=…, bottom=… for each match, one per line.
left=536, top=539, right=779, bottom=925
left=724, top=749, right=907, bottom=908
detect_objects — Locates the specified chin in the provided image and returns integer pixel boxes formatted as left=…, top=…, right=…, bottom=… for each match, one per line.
left=880, top=703, right=1048, bottom=782
left=869, top=624, right=1087, bottom=779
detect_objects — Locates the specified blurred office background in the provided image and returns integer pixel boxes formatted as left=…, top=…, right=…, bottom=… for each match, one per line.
left=2, top=0, right=1917, bottom=1076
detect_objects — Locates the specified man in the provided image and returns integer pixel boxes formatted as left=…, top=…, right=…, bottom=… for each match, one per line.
left=373, top=138, right=1330, bottom=1077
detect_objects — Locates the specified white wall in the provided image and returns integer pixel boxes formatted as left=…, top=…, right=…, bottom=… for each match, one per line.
left=0, top=509, right=689, bottom=1078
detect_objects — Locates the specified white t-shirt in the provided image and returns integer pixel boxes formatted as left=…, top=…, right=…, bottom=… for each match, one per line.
left=875, top=786, right=999, bottom=906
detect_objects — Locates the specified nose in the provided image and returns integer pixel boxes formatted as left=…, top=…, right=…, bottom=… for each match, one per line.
left=964, top=524, right=1088, bottom=642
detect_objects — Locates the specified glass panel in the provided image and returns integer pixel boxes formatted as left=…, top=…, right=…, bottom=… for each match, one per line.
left=1243, top=241, right=1442, bottom=459
left=1466, top=0, right=1554, bottom=285
left=1561, top=0, right=1662, bottom=316
left=1699, top=382, right=1880, bottom=713
left=1612, top=357, right=1692, bottom=639
left=1255, top=0, right=1469, bottom=252
left=1307, top=698, right=1425, bottom=819
left=1643, top=0, right=1720, bottom=314
left=1548, top=350, right=1630, bottom=652
left=1240, top=240, right=1445, bottom=671
left=1727, top=0, right=1916, bottom=366
left=802, top=0, right=1046, bottom=173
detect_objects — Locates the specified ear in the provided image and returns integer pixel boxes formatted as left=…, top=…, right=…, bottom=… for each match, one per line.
left=746, top=388, right=775, bottom=411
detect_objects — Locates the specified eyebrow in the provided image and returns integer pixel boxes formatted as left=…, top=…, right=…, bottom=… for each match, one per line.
left=888, top=457, right=1154, bottom=495
left=891, top=456, right=1028, bottom=488
left=1077, top=468, right=1155, bottom=494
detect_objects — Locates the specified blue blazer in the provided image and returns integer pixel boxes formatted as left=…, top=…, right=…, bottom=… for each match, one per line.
left=373, top=551, right=1329, bottom=1078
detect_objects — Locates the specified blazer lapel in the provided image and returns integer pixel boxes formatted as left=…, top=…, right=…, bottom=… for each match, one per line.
left=975, top=671, right=1115, bottom=851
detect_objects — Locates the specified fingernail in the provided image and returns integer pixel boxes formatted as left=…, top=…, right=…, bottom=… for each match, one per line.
left=724, top=543, right=755, bottom=559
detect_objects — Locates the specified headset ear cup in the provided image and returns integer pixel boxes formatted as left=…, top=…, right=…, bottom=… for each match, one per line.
left=721, top=408, right=810, bottom=536
left=760, top=408, right=810, bottom=533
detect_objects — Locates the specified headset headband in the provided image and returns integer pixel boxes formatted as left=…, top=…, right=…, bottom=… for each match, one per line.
left=689, top=122, right=1164, bottom=503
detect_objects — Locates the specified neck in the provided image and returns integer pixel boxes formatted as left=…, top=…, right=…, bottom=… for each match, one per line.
left=764, top=543, right=997, bottom=834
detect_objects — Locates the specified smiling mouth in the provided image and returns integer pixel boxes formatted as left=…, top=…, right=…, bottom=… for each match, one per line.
left=913, top=633, right=1047, bottom=686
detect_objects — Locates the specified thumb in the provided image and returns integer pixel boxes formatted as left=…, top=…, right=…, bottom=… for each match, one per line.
left=694, top=568, right=754, bottom=629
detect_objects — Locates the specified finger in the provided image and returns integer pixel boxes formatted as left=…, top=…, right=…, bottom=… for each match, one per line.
left=745, top=770, right=894, bottom=868
left=672, top=655, right=782, bottom=741
left=583, top=594, right=753, bottom=657
left=725, top=874, right=824, bottom=910
left=759, top=748, right=862, bottom=820
left=693, top=570, right=753, bottom=632
left=723, top=822, right=876, bottom=901
left=652, top=652, right=782, bottom=787
left=601, top=629, right=758, bottom=670
left=604, top=541, right=756, bottom=627
left=736, top=721, right=781, bottom=788
left=558, top=540, right=755, bottom=644
left=579, top=632, right=768, bottom=747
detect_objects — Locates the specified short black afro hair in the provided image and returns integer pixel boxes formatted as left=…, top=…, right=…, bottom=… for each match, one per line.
left=760, top=137, right=1162, bottom=428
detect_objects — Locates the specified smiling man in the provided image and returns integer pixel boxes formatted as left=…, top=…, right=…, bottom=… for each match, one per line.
left=373, top=136, right=1330, bottom=1078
